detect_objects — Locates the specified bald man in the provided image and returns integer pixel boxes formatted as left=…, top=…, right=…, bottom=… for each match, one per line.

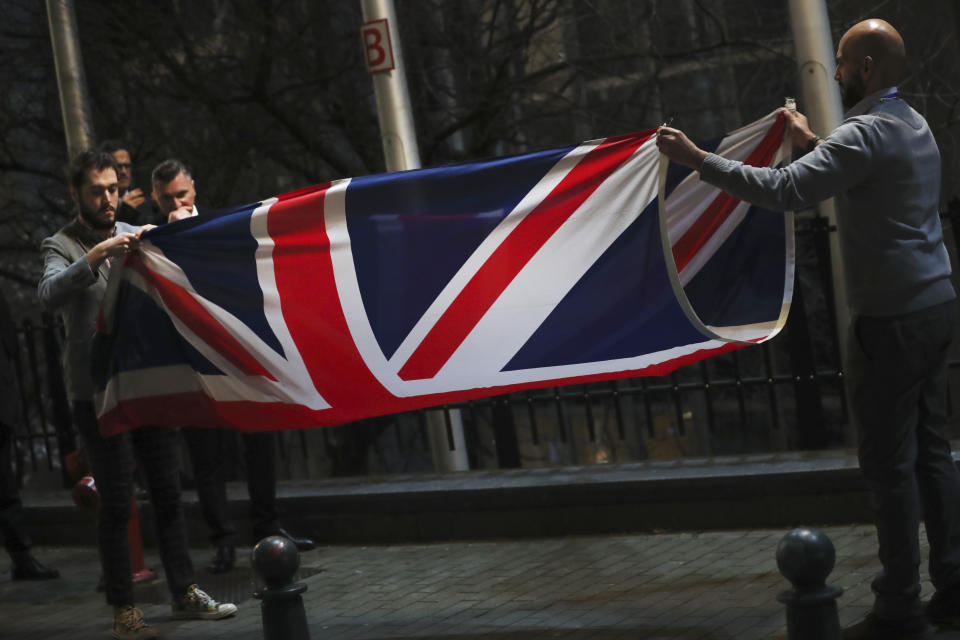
left=659, top=19, right=960, bottom=639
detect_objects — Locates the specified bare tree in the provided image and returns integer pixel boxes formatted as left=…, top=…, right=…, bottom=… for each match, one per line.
left=1, top=0, right=958, bottom=316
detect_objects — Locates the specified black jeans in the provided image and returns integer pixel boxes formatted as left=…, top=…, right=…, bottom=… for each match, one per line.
left=73, top=402, right=194, bottom=606
left=182, top=427, right=279, bottom=545
left=850, top=300, right=960, bottom=620
left=0, top=423, right=30, bottom=558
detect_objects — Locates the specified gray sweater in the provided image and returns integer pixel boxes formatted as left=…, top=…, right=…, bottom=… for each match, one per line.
left=700, top=88, right=954, bottom=317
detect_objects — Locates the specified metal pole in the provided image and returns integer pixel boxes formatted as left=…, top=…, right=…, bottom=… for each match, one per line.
left=46, top=0, right=95, bottom=160
left=359, top=0, right=468, bottom=471
left=359, top=0, right=421, bottom=172
left=787, top=0, right=852, bottom=435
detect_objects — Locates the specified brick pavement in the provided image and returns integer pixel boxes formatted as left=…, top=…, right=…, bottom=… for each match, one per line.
left=4, top=525, right=960, bottom=639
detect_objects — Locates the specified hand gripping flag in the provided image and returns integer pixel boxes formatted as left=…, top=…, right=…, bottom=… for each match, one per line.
left=93, top=110, right=792, bottom=434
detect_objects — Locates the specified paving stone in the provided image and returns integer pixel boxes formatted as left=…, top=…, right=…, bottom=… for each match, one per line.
left=0, top=525, right=934, bottom=639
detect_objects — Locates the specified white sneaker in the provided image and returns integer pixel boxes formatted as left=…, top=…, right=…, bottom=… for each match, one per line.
left=170, top=584, right=238, bottom=620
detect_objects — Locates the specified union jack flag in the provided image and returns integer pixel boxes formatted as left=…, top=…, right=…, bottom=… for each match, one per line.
left=93, top=110, right=792, bottom=434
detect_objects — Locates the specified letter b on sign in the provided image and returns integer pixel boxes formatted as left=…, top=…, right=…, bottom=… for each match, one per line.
left=361, top=19, right=395, bottom=73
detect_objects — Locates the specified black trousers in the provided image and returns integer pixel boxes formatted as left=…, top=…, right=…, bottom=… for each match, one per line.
left=181, top=427, right=279, bottom=545
left=0, top=423, right=30, bottom=558
left=850, top=300, right=960, bottom=620
left=73, top=402, right=194, bottom=606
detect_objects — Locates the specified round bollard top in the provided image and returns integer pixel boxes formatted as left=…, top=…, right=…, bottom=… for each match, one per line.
left=776, top=527, right=835, bottom=589
left=252, top=535, right=300, bottom=588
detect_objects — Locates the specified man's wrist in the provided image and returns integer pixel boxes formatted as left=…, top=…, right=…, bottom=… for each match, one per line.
left=86, top=246, right=105, bottom=270
left=697, top=149, right=708, bottom=171
left=805, top=135, right=822, bottom=154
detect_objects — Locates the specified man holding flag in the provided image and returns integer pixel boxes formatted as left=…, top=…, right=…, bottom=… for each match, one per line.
left=658, top=18, right=960, bottom=640
left=150, top=158, right=315, bottom=574
left=38, top=150, right=237, bottom=639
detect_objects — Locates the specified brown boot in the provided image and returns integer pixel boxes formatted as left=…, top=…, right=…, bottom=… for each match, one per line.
left=111, top=605, right=159, bottom=639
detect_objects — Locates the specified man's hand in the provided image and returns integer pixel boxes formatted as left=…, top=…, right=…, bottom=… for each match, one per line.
left=122, top=188, right=145, bottom=209
left=656, top=126, right=708, bottom=171
left=167, top=206, right=193, bottom=223
left=86, top=232, right=141, bottom=270
left=782, top=108, right=819, bottom=150
left=135, top=224, right=156, bottom=238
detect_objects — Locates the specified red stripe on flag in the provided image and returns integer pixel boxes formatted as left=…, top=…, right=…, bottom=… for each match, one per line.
left=267, top=185, right=396, bottom=413
left=275, top=182, right=331, bottom=202
left=129, top=258, right=277, bottom=381
left=397, top=131, right=655, bottom=381
left=671, top=113, right=786, bottom=273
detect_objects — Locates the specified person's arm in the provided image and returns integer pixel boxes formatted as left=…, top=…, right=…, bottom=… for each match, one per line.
left=167, top=206, right=195, bottom=223
left=784, top=110, right=823, bottom=153
left=122, top=188, right=145, bottom=209
left=38, top=232, right=142, bottom=311
left=38, top=236, right=96, bottom=312
left=86, top=232, right=144, bottom=272
left=657, top=114, right=876, bottom=212
left=699, top=120, right=875, bottom=211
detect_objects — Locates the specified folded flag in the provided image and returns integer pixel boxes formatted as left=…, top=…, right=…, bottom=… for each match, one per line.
left=93, top=110, right=792, bottom=434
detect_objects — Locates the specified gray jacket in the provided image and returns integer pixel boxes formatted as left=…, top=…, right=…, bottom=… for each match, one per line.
left=700, top=88, right=954, bottom=317
left=38, top=218, right=137, bottom=402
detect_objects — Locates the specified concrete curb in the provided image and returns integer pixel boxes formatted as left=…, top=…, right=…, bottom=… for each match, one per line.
left=24, top=450, right=878, bottom=546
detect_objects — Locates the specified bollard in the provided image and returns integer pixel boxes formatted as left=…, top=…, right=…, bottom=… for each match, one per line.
left=253, top=535, right=311, bottom=640
left=776, top=527, right=843, bottom=640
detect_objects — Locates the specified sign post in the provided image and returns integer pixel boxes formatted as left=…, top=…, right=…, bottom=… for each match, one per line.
left=359, top=1, right=421, bottom=172
left=359, top=0, right=469, bottom=472
left=46, top=0, right=95, bottom=159
left=787, top=0, right=852, bottom=435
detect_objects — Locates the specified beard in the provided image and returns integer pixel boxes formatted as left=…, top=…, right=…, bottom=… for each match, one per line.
left=78, top=201, right=115, bottom=231
left=840, top=74, right=867, bottom=111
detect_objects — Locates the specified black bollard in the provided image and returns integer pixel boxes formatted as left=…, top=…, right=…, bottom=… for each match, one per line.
left=776, top=528, right=843, bottom=640
left=253, top=535, right=311, bottom=640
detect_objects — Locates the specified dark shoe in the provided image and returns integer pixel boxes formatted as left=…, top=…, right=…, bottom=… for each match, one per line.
left=254, top=527, right=316, bottom=551
left=11, top=554, right=60, bottom=580
left=112, top=605, right=159, bottom=639
left=927, top=585, right=960, bottom=627
left=206, top=544, right=236, bottom=574
left=843, top=612, right=932, bottom=640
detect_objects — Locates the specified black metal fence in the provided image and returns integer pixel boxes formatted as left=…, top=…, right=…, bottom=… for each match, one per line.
left=9, top=214, right=864, bottom=485
left=10, top=316, right=76, bottom=487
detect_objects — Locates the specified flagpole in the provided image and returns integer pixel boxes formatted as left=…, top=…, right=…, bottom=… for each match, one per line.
left=359, top=0, right=469, bottom=472
left=787, top=0, right=852, bottom=435
left=46, top=0, right=95, bottom=159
